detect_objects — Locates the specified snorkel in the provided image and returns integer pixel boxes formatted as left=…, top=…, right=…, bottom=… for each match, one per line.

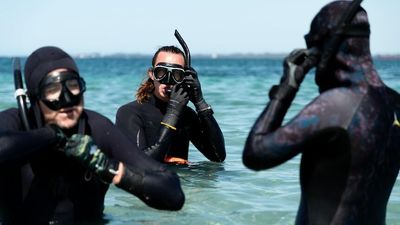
left=174, top=29, right=191, bottom=67
left=174, top=29, right=194, bottom=95
left=13, top=57, right=31, bottom=130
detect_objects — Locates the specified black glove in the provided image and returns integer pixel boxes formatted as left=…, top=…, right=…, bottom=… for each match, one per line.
left=270, top=48, right=318, bottom=101
left=161, top=85, right=189, bottom=130
left=184, top=67, right=211, bottom=113
left=64, top=134, right=119, bottom=183
left=183, top=67, right=203, bottom=104
left=280, top=48, right=318, bottom=88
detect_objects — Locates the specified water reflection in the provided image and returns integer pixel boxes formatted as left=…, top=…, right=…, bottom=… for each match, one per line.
left=168, top=161, right=225, bottom=189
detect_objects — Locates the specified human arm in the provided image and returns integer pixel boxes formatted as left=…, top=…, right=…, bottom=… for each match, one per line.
left=71, top=111, right=185, bottom=210
left=116, top=87, right=189, bottom=162
left=242, top=49, right=318, bottom=170
left=0, top=109, right=65, bottom=167
left=64, top=133, right=184, bottom=210
left=183, top=67, right=226, bottom=162
left=186, top=110, right=226, bottom=162
left=142, top=86, right=189, bottom=161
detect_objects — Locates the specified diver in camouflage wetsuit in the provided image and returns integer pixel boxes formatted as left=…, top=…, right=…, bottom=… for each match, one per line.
left=243, top=1, right=400, bottom=224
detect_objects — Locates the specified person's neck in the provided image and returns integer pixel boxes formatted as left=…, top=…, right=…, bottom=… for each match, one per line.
left=154, top=94, right=169, bottom=113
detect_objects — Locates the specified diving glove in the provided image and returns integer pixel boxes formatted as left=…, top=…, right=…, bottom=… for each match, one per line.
left=64, top=134, right=119, bottom=183
left=47, top=124, right=67, bottom=149
left=161, top=85, right=189, bottom=130
left=184, top=67, right=212, bottom=114
left=270, top=48, right=318, bottom=101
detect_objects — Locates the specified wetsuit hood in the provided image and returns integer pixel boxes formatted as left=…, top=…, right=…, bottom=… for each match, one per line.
left=24, top=46, right=79, bottom=100
left=24, top=46, right=82, bottom=128
left=304, top=1, right=376, bottom=92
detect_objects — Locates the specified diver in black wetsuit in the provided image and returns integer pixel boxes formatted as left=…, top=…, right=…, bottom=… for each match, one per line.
left=116, top=46, right=225, bottom=165
left=243, top=1, right=400, bottom=225
left=0, top=46, right=184, bottom=225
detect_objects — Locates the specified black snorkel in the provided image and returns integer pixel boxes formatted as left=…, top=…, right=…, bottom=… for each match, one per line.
left=13, top=57, right=31, bottom=130
left=316, top=0, right=364, bottom=74
left=174, top=29, right=191, bottom=67
left=14, top=57, right=35, bottom=199
left=173, top=29, right=194, bottom=95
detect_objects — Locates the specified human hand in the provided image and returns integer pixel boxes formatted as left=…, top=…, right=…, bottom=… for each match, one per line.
left=167, top=85, right=189, bottom=116
left=64, top=134, right=95, bottom=164
left=280, top=48, right=318, bottom=89
left=161, top=86, right=189, bottom=130
left=47, top=124, right=67, bottom=149
left=183, top=67, right=203, bottom=104
left=64, top=134, right=119, bottom=183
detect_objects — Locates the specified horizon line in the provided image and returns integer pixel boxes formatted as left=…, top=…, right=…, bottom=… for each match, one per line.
left=1, top=52, right=399, bottom=59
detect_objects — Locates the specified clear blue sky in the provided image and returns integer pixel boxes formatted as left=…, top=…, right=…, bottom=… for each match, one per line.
left=0, top=0, right=399, bottom=56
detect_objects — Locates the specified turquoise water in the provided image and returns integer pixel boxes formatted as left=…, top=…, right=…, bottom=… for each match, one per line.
left=1, top=57, right=400, bottom=224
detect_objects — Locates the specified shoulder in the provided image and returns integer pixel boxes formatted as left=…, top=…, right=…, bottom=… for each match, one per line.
left=83, top=109, right=119, bottom=141
left=0, top=108, right=19, bottom=117
left=308, top=88, right=363, bottom=111
left=117, top=99, right=161, bottom=117
left=116, top=101, right=140, bottom=115
left=84, top=108, right=109, bottom=120
left=84, top=109, right=113, bottom=127
left=297, top=88, right=364, bottom=128
left=116, top=100, right=146, bottom=121
left=0, top=108, right=22, bottom=130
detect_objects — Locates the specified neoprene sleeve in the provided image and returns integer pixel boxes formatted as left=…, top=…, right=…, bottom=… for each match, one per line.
left=243, top=84, right=298, bottom=170
left=191, top=111, right=226, bottom=162
left=143, top=125, right=174, bottom=161
left=0, top=127, right=60, bottom=167
left=116, top=164, right=184, bottom=210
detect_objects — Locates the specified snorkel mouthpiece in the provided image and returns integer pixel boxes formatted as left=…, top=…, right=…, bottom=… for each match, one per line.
left=166, top=87, right=173, bottom=96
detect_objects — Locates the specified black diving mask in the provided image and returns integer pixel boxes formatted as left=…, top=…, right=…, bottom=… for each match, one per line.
left=153, top=63, right=186, bottom=85
left=37, top=71, right=86, bottom=110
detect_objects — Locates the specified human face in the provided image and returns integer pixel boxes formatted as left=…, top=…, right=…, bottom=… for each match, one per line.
left=39, top=68, right=84, bottom=129
left=148, top=51, right=185, bottom=102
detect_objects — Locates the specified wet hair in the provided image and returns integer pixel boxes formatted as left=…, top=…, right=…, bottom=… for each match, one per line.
left=136, top=46, right=185, bottom=103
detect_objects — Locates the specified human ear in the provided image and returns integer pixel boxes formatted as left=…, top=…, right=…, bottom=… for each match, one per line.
left=147, top=68, right=155, bottom=80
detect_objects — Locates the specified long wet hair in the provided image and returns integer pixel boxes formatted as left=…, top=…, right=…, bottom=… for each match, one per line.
left=136, top=46, right=186, bottom=103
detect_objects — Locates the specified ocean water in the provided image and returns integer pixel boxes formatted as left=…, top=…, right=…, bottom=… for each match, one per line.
left=0, top=57, right=400, bottom=225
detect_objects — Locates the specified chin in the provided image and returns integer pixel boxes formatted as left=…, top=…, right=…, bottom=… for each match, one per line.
left=57, top=118, right=79, bottom=129
left=56, top=110, right=82, bottom=129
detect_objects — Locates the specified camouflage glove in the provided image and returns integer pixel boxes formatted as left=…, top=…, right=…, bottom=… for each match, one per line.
left=46, top=124, right=67, bottom=149
left=64, top=134, right=119, bottom=183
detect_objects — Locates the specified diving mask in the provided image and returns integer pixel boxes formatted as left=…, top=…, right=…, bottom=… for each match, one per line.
left=153, top=63, right=186, bottom=85
left=37, top=71, right=86, bottom=110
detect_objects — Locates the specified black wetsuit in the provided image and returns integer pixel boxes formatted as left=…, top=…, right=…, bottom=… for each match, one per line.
left=0, top=108, right=184, bottom=224
left=116, top=95, right=225, bottom=163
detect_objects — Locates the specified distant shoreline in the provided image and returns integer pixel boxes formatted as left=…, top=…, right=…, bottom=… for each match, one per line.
left=1, top=53, right=399, bottom=60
